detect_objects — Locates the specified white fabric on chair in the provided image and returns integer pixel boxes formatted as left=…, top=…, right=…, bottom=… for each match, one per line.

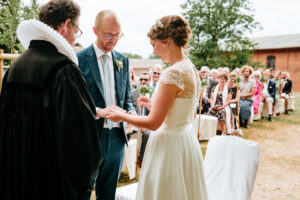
left=275, top=98, right=285, bottom=114
left=254, top=102, right=263, bottom=121
left=193, top=114, right=218, bottom=140
left=287, top=95, right=296, bottom=110
left=204, top=136, right=260, bottom=200
left=121, top=139, right=137, bottom=180
left=249, top=106, right=254, bottom=124
left=115, top=183, right=138, bottom=200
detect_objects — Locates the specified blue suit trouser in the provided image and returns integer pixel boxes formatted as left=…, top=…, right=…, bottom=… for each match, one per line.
left=86, top=127, right=125, bottom=200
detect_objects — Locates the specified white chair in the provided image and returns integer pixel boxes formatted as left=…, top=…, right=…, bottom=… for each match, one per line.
left=249, top=106, right=254, bottom=124
left=287, top=95, right=296, bottom=111
left=253, top=102, right=263, bottom=121
left=261, top=101, right=269, bottom=118
left=116, top=136, right=261, bottom=200
left=115, top=183, right=138, bottom=200
left=121, top=139, right=137, bottom=180
left=204, top=136, right=260, bottom=200
left=193, top=114, right=218, bottom=140
left=275, top=98, right=285, bottom=114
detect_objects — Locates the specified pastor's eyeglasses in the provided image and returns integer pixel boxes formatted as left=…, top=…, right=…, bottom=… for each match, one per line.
left=72, top=22, right=83, bottom=38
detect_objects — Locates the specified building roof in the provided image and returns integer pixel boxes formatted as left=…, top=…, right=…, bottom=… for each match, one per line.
left=251, top=33, right=300, bottom=50
left=129, top=58, right=162, bottom=69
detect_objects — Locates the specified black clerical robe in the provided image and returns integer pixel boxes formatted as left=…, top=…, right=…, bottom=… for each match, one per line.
left=0, top=40, right=101, bottom=200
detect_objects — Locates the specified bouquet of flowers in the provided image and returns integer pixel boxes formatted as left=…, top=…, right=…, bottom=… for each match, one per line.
left=201, top=79, right=209, bottom=87
left=139, top=85, right=153, bottom=96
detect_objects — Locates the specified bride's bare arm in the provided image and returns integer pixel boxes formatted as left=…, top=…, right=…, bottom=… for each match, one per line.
left=106, top=83, right=180, bottom=131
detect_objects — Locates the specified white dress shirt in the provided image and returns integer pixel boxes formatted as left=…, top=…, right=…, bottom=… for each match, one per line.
left=262, top=80, right=270, bottom=96
left=93, top=42, right=120, bottom=128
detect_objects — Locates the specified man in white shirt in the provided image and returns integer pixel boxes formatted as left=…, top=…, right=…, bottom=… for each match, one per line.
left=239, top=65, right=256, bottom=128
left=77, top=10, right=135, bottom=200
left=150, top=64, right=162, bottom=89
left=261, top=71, right=276, bottom=121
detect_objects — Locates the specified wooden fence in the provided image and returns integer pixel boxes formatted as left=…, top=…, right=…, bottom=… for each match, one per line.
left=0, top=49, right=19, bottom=92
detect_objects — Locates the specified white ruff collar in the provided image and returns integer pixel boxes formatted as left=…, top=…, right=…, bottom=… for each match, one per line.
left=17, top=19, right=78, bottom=65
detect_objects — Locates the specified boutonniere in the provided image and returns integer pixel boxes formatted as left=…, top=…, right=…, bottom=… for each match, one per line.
left=116, top=58, right=123, bottom=72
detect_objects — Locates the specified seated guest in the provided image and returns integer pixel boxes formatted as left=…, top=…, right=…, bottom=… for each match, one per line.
left=223, top=67, right=230, bottom=76
left=239, top=65, right=256, bottom=128
left=208, top=74, right=232, bottom=135
left=252, top=71, right=262, bottom=116
left=233, top=68, right=242, bottom=78
left=261, top=71, right=276, bottom=121
left=228, top=72, right=240, bottom=130
left=218, top=67, right=223, bottom=74
left=150, top=64, right=162, bottom=90
left=130, top=73, right=153, bottom=165
left=199, top=66, right=217, bottom=114
left=273, top=70, right=284, bottom=116
left=129, top=68, right=138, bottom=89
left=210, top=69, right=219, bottom=81
left=281, top=71, right=293, bottom=114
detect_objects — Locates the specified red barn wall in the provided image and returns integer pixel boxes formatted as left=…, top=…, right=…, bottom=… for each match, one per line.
left=252, top=48, right=300, bottom=92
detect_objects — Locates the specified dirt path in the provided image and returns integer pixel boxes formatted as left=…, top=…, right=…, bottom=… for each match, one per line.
left=245, top=120, right=300, bottom=200
left=92, top=94, right=300, bottom=200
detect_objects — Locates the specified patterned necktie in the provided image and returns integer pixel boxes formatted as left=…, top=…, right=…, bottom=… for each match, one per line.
left=102, top=54, right=114, bottom=129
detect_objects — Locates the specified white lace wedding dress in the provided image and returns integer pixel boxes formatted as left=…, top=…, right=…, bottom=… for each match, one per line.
left=136, top=57, right=209, bottom=200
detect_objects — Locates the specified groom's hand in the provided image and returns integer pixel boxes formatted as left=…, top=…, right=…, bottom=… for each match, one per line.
left=96, top=107, right=109, bottom=118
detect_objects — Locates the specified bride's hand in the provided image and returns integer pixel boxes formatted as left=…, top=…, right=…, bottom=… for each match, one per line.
left=137, top=96, right=152, bottom=110
left=104, top=108, right=126, bottom=123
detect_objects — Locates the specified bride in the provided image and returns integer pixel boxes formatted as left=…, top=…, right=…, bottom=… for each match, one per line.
left=105, top=15, right=209, bottom=200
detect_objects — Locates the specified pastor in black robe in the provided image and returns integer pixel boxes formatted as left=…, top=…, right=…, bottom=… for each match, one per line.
left=0, top=40, right=101, bottom=200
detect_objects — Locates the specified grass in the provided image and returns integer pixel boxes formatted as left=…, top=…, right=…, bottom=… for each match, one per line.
left=118, top=93, right=300, bottom=185
left=92, top=93, right=300, bottom=199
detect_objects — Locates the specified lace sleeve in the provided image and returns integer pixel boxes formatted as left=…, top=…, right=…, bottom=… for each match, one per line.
left=160, top=68, right=184, bottom=90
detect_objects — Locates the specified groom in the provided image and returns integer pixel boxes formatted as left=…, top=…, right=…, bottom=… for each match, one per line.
left=77, top=10, right=135, bottom=200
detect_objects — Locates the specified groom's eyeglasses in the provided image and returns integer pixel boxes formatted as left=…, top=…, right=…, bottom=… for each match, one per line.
left=102, top=32, right=124, bottom=40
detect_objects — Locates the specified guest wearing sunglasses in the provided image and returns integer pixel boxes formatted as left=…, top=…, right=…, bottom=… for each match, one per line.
left=130, top=73, right=153, bottom=166
left=252, top=70, right=262, bottom=116
left=150, top=64, right=162, bottom=89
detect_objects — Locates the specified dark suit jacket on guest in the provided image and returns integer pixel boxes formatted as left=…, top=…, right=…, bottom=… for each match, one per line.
left=282, top=79, right=292, bottom=94
left=267, top=79, right=276, bottom=103
left=207, top=78, right=218, bottom=98
left=130, top=88, right=150, bottom=115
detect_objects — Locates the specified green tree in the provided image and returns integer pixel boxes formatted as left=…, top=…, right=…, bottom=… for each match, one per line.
left=148, top=53, right=160, bottom=59
left=122, top=52, right=142, bottom=59
left=181, top=0, right=261, bottom=70
left=0, top=0, right=22, bottom=53
left=0, top=0, right=42, bottom=53
left=23, top=0, right=42, bottom=20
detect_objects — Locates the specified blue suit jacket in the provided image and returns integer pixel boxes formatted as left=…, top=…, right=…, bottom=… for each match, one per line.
left=77, top=44, right=135, bottom=143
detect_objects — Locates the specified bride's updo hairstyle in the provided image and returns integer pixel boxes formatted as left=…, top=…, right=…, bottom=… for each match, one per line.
left=148, top=15, right=191, bottom=48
